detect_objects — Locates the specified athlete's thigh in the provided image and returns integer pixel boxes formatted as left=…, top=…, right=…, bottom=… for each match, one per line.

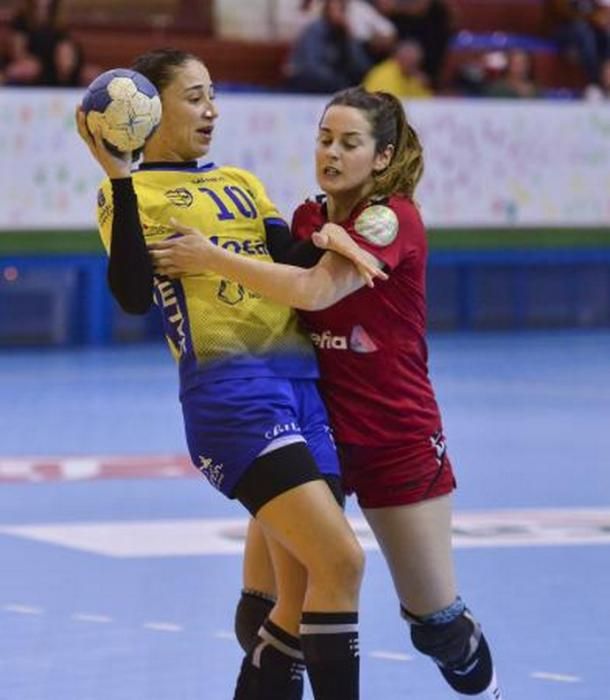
left=256, top=480, right=360, bottom=581
left=243, top=519, right=276, bottom=597
left=363, top=493, right=456, bottom=615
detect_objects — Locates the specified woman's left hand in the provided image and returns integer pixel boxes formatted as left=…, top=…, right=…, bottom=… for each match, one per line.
left=149, top=218, right=216, bottom=277
left=312, top=222, right=388, bottom=288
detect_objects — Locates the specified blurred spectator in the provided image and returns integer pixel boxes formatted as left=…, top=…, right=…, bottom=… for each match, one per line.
left=285, top=0, right=372, bottom=93
left=363, top=39, right=432, bottom=97
left=53, top=36, right=89, bottom=87
left=452, top=51, right=515, bottom=97
left=484, top=48, right=541, bottom=98
left=548, top=0, right=610, bottom=83
left=4, top=0, right=67, bottom=85
left=584, top=55, right=610, bottom=96
left=300, top=0, right=398, bottom=59
left=372, top=0, right=455, bottom=87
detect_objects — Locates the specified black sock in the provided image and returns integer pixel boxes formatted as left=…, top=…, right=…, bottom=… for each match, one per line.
left=234, top=589, right=276, bottom=653
left=233, top=618, right=305, bottom=700
left=300, top=611, right=359, bottom=700
left=440, top=632, right=494, bottom=695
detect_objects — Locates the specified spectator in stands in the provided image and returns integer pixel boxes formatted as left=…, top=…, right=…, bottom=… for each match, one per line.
left=372, top=0, right=455, bottom=88
left=484, top=48, right=541, bottom=98
left=53, top=37, right=85, bottom=86
left=584, top=55, right=610, bottom=96
left=299, top=0, right=398, bottom=60
left=4, top=0, right=66, bottom=85
left=451, top=51, right=505, bottom=97
left=363, top=39, right=432, bottom=97
left=548, top=0, right=610, bottom=83
left=285, top=0, right=373, bottom=93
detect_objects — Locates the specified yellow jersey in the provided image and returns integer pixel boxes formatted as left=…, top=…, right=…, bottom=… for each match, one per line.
left=96, top=161, right=317, bottom=392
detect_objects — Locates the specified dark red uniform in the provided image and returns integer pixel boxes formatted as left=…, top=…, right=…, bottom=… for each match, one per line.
left=292, top=195, right=456, bottom=508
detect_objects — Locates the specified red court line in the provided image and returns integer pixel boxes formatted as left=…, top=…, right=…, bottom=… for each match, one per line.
left=0, top=455, right=197, bottom=483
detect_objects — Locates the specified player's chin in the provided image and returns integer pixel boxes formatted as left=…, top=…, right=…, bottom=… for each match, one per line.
left=318, top=177, right=345, bottom=196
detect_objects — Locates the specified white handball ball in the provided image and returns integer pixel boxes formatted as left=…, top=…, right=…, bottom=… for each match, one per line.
left=81, top=68, right=162, bottom=156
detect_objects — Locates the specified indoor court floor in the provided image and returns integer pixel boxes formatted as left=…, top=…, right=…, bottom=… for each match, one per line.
left=1, top=330, right=608, bottom=700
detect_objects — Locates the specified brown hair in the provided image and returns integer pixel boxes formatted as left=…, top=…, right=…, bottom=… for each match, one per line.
left=131, top=48, right=202, bottom=94
left=323, top=87, right=424, bottom=200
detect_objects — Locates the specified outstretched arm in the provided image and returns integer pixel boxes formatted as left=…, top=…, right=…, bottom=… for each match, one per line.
left=149, top=219, right=387, bottom=311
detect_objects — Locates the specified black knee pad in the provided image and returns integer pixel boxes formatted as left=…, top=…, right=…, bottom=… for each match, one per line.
left=234, top=590, right=276, bottom=653
left=409, top=609, right=482, bottom=670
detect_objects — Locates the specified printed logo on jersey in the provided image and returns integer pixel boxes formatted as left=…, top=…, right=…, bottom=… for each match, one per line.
left=349, top=325, right=378, bottom=353
left=310, top=326, right=377, bottom=353
left=354, top=205, right=399, bottom=247
left=155, top=278, right=187, bottom=355
left=165, top=187, right=194, bottom=207
left=97, top=188, right=113, bottom=227
left=217, top=280, right=245, bottom=306
left=209, top=235, right=268, bottom=257
left=311, top=331, right=348, bottom=350
left=197, top=454, right=225, bottom=490
left=430, top=430, right=447, bottom=466
left=264, top=421, right=302, bottom=440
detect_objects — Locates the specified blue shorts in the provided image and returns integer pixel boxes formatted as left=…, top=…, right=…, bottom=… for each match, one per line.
left=181, top=377, right=339, bottom=497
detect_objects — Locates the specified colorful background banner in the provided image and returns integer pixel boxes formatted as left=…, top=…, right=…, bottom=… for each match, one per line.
left=1, top=89, right=609, bottom=230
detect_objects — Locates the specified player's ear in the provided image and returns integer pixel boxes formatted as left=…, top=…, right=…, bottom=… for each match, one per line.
left=373, top=144, right=394, bottom=174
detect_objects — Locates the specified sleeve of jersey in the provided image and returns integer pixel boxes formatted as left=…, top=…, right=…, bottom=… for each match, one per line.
left=96, top=178, right=154, bottom=315
left=347, top=201, right=421, bottom=272
left=291, top=201, right=325, bottom=242
left=265, top=219, right=324, bottom=268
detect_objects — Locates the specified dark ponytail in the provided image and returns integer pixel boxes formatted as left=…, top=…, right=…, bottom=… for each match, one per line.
left=323, top=87, right=424, bottom=200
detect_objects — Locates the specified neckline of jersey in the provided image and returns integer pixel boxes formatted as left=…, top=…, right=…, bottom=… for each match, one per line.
left=138, top=161, right=216, bottom=172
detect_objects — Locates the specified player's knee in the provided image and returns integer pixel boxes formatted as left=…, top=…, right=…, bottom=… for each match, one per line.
left=314, top=537, right=364, bottom=596
left=406, top=601, right=482, bottom=670
left=234, top=589, right=275, bottom=653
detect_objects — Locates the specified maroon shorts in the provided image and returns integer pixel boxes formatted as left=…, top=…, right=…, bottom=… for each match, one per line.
left=338, top=432, right=456, bottom=509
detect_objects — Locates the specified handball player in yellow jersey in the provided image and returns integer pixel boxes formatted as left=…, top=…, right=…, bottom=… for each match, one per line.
left=75, top=48, right=388, bottom=700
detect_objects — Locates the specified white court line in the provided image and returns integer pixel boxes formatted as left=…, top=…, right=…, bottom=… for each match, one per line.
left=215, top=630, right=236, bottom=640
left=2, top=508, right=610, bottom=557
left=72, top=613, right=113, bottom=624
left=3, top=604, right=44, bottom=615
left=369, top=650, right=414, bottom=662
left=531, top=671, right=582, bottom=683
left=143, top=622, right=183, bottom=632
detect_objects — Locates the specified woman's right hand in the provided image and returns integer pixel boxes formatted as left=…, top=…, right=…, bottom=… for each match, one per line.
left=148, top=218, right=217, bottom=278
left=75, top=106, right=132, bottom=179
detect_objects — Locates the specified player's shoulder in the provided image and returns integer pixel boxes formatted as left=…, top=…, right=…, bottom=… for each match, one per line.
left=368, top=194, right=422, bottom=222
left=96, top=177, right=112, bottom=211
left=219, top=164, right=263, bottom=189
left=352, top=195, right=423, bottom=248
left=292, top=194, right=325, bottom=232
left=294, top=194, right=325, bottom=220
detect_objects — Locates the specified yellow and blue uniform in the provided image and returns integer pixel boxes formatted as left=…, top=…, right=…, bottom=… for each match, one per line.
left=96, top=161, right=338, bottom=497
left=97, top=162, right=317, bottom=391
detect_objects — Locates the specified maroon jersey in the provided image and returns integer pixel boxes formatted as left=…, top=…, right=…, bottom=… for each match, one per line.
left=292, top=195, right=444, bottom=446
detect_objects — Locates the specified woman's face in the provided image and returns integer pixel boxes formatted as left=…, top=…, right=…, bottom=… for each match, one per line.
left=151, top=59, right=218, bottom=161
left=316, top=105, right=391, bottom=199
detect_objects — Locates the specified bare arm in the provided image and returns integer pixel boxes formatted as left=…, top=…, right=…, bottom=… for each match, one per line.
left=149, top=219, right=386, bottom=311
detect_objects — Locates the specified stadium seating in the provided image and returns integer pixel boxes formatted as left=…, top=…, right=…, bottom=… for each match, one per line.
left=0, top=0, right=588, bottom=92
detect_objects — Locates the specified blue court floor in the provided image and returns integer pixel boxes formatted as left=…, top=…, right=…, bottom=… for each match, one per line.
left=0, top=330, right=609, bottom=700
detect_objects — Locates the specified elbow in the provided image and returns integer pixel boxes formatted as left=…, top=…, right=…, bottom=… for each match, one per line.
left=291, top=272, right=337, bottom=311
left=109, top=280, right=153, bottom=315
left=294, top=290, right=337, bottom=312
left=118, top=297, right=152, bottom=315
